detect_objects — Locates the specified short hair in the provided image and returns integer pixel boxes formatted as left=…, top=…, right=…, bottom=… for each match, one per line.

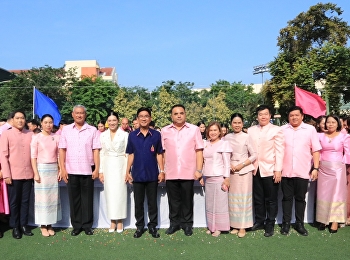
left=29, top=119, right=40, bottom=126
left=315, top=115, right=326, bottom=133
left=324, top=115, right=342, bottom=132
left=206, top=121, right=222, bottom=139
left=97, top=120, right=106, bottom=125
left=230, top=113, right=244, bottom=123
left=170, top=104, right=186, bottom=113
left=40, top=114, right=53, bottom=122
left=33, top=128, right=42, bottom=134
left=256, top=105, right=272, bottom=115
left=73, top=105, right=87, bottom=113
left=12, top=109, right=26, bottom=119
left=7, top=112, right=14, bottom=120
left=197, top=121, right=206, bottom=127
left=137, top=107, right=152, bottom=117
left=287, top=106, right=304, bottom=116
left=59, top=120, right=67, bottom=125
left=149, top=121, right=156, bottom=127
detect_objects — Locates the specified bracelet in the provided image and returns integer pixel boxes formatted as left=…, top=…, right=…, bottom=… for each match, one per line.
left=160, top=170, right=165, bottom=173
left=196, top=169, right=203, bottom=174
left=242, top=162, right=246, bottom=166
left=313, top=168, right=319, bottom=171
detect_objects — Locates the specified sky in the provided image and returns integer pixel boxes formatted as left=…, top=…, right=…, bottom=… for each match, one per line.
left=1, top=0, right=350, bottom=90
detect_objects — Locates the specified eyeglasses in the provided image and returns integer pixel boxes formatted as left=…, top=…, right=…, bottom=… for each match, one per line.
left=138, top=115, right=150, bottom=119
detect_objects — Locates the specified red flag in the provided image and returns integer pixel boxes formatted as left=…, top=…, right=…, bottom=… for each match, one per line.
left=295, top=86, right=326, bottom=118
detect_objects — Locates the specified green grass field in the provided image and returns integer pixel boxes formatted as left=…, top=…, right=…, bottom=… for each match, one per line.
left=0, top=225, right=350, bottom=260
left=1, top=224, right=350, bottom=260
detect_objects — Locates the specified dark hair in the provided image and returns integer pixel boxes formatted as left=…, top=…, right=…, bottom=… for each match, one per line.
left=149, top=121, right=156, bottom=127
left=315, top=115, right=327, bottom=133
left=97, top=120, right=106, bottom=125
left=106, top=111, right=119, bottom=121
left=137, top=107, right=152, bottom=117
left=59, top=120, right=67, bottom=125
left=170, top=104, right=186, bottom=113
left=41, top=114, right=53, bottom=122
left=324, top=115, right=342, bottom=132
left=206, top=121, right=222, bottom=140
left=230, top=113, right=244, bottom=123
left=12, top=109, right=26, bottom=119
left=197, top=121, right=206, bottom=127
left=221, top=123, right=229, bottom=129
left=33, top=128, right=42, bottom=134
left=256, top=105, right=272, bottom=115
left=287, top=106, right=304, bottom=116
left=7, top=112, right=14, bottom=120
left=29, top=118, right=40, bottom=126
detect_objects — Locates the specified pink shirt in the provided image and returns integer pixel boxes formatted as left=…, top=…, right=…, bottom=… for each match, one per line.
left=58, top=122, right=101, bottom=175
left=0, top=127, right=34, bottom=180
left=203, top=140, right=232, bottom=178
left=0, top=122, right=12, bottom=136
left=319, top=132, right=350, bottom=164
left=161, top=122, right=204, bottom=180
left=248, top=123, right=284, bottom=177
left=31, top=133, right=60, bottom=164
left=281, top=122, right=321, bottom=179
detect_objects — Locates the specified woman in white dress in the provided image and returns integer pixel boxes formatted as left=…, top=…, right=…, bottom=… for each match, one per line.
left=99, top=111, right=128, bottom=233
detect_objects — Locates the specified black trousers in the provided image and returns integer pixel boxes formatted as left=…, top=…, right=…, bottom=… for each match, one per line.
left=133, top=181, right=158, bottom=229
left=67, top=174, right=94, bottom=230
left=253, top=169, right=279, bottom=226
left=166, top=180, right=194, bottom=228
left=8, top=179, right=33, bottom=228
left=281, top=177, right=309, bottom=223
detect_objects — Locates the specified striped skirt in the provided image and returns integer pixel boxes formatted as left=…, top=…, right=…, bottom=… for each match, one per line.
left=205, top=176, right=230, bottom=232
left=316, top=161, right=347, bottom=224
left=0, top=178, right=10, bottom=214
left=34, top=163, right=62, bottom=225
left=229, top=172, right=253, bottom=229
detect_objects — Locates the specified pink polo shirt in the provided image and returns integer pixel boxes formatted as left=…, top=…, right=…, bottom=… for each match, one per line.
left=0, top=127, right=34, bottom=180
left=281, top=122, right=321, bottom=179
left=58, top=122, right=101, bottom=175
left=161, top=122, right=204, bottom=180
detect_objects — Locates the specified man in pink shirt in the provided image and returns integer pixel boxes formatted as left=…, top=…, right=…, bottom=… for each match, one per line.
left=248, top=105, right=284, bottom=237
left=281, top=106, right=321, bottom=236
left=0, top=110, right=34, bottom=239
left=161, top=104, right=204, bottom=236
left=59, top=105, right=100, bottom=236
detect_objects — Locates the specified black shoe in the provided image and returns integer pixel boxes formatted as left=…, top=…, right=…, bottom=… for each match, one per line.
left=183, top=226, right=193, bottom=236
left=71, top=228, right=82, bottom=236
left=251, top=222, right=264, bottom=231
left=295, top=223, right=308, bottom=236
left=280, top=222, right=290, bottom=235
left=264, top=225, right=274, bottom=237
left=148, top=227, right=160, bottom=238
left=21, top=226, right=34, bottom=236
left=0, top=228, right=3, bottom=238
left=84, top=228, right=94, bottom=235
left=12, top=228, right=22, bottom=239
left=165, top=225, right=180, bottom=235
left=134, top=228, right=144, bottom=238
left=318, top=223, right=326, bottom=231
left=329, top=228, right=338, bottom=234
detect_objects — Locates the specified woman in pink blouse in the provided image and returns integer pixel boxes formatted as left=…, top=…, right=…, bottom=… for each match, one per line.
left=31, top=114, right=62, bottom=237
left=201, top=122, right=232, bottom=237
left=317, top=115, right=350, bottom=233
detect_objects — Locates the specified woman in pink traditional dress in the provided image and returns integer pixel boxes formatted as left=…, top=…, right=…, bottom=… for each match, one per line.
left=31, top=114, right=62, bottom=237
left=201, top=121, right=232, bottom=237
left=0, top=166, right=10, bottom=238
left=225, top=113, right=256, bottom=238
left=317, top=115, right=350, bottom=233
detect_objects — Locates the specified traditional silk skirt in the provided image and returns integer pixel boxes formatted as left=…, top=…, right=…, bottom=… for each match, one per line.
left=229, top=171, right=253, bottom=229
left=0, top=178, right=10, bottom=214
left=316, top=161, right=347, bottom=224
left=205, top=176, right=230, bottom=232
left=34, top=163, right=62, bottom=225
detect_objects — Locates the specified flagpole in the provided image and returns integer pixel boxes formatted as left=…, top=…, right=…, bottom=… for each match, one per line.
left=33, top=86, right=35, bottom=119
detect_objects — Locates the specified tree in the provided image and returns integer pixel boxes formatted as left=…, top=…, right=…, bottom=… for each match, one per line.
left=203, top=91, right=231, bottom=123
left=151, top=87, right=180, bottom=127
left=0, top=65, right=77, bottom=119
left=113, top=87, right=143, bottom=121
left=60, top=75, right=119, bottom=124
left=265, top=3, right=350, bottom=116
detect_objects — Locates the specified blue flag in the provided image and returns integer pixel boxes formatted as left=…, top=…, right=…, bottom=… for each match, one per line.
left=34, top=88, right=61, bottom=126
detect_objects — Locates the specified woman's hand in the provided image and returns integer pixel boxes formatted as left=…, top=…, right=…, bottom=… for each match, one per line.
left=34, top=173, right=41, bottom=183
left=99, top=173, right=104, bottom=184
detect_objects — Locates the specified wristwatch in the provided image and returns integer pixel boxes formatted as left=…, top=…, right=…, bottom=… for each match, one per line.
left=196, top=169, right=202, bottom=174
left=160, top=170, right=165, bottom=173
left=313, top=167, right=319, bottom=171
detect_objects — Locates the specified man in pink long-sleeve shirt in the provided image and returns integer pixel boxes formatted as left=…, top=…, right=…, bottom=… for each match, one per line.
left=0, top=110, right=34, bottom=239
left=161, top=104, right=204, bottom=236
left=248, top=105, right=284, bottom=237
left=281, top=106, right=321, bottom=236
left=59, top=105, right=100, bottom=236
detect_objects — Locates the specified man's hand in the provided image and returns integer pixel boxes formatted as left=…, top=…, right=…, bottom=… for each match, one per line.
left=273, top=171, right=282, bottom=183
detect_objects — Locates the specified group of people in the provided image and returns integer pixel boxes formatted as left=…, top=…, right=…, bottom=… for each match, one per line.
left=0, top=103, right=349, bottom=240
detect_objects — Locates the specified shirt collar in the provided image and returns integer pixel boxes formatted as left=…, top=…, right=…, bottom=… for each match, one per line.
left=168, top=122, right=190, bottom=130
left=136, top=128, right=153, bottom=136
left=286, top=121, right=307, bottom=130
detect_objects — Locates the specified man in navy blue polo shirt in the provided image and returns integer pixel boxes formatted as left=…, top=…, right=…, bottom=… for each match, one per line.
left=125, top=107, right=165, bottom=238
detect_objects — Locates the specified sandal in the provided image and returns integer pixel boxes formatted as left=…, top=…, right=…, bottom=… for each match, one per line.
left=41, top=227, right=49, bottom=237
left=211, top=230, right=221, bottom=237
left=230, top=229, right=238, bottom=235
left=237, top=229, right=246, bottom=238
left=47, top=226, right=55, bottom=236
left=206, top=229, right=211, bottom=235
